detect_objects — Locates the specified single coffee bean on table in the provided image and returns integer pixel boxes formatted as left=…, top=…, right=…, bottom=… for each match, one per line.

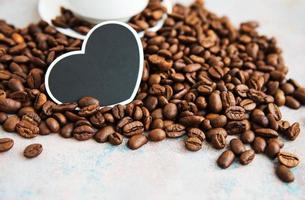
left=0, top=138, right=14, bottom=152
left=23, top=143, right=43, bottom=158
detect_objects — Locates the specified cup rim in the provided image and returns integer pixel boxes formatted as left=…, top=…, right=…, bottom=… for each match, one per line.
left=65, top=0, right=149, bottom=21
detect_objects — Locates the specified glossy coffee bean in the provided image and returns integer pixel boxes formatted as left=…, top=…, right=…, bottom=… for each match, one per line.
left=23, top=143, right=43, bottom=158
left=95, top=126, right=115, bottom=143
left=148, top=129, right=166, bottom=142
left=217, top=150, right=235, bottom=169
left=3, top=115, right=20, bottom=132
left=127, top=134, right=148, bottom=150
left=185, top=136, right=202, bottom=151
left=0, top=138, right=14, bottom=152
left=230, top=138, right=245, bottom=155
left=276, top=165, right=294, bottom=183
left=239, top=150, right=255, bottom=165
left=265, top=141, right=280, bottom=159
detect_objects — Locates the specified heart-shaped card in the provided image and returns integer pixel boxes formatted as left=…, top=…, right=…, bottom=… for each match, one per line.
left=45, top=21, right=143, bottom=107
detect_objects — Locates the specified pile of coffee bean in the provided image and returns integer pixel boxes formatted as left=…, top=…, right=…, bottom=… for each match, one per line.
left=0, top=1, right=303, bottom=183
left=52, top=0, right=167, bottom=34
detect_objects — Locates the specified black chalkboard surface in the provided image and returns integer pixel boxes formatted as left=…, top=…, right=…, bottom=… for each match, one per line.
left=45, top=21, right=143, bottom=107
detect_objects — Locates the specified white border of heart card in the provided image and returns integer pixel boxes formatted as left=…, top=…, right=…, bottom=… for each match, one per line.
left=45, top=21, right=144, bottom=107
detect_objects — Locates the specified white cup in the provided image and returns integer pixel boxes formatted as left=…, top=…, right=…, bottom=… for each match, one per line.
left=66, top=0, right=149, bottom=23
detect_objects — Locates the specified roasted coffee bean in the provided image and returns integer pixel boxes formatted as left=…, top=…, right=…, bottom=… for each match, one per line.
left=241, top=130, right=255, bottom=144
left=23, top=143, right=43, bottom=158
left=209, top=91, right=223, bottom=113
left=163, top=103, right=178, bottom=120
left=73, top=125, right=95, bottom=141
left=274, top=89, right=286, bottom=106
left=267, top=103, right=282, bottom=121
left=116, top=117, right=133, bottom=132
left=95, top=126, right=115, bottom=143
left=217, top=150, right=235, bottom=169
left=89, top=110, right=105, bottom=128
left=185, top=136, right=202, bottom=151
left=211, top=133, right=226, bottom=149
left=239, top=99, right=256, bottom=111
left=148, top=129, right=166, bottom=142
left=0, top=138, right=14, bottom=152
left=127, top=134, right=148, bottom=150
left=112, top=104, right=125, bottom=119
left=206, top=128, right=227, bottom=141
left=239, top=150, right=255, bottom=165
left=78, top=96, right=99, bottom=107
left=0, top=98, right=21, bottom=113
left=3, top=115, right=20, bottom=132
left=46, top=117, right=60, bottom=133
left=293, top=88, right=305, bottom=104
left=78, top=104, right=99, bottom=117
left=255, top=128, right=278, bottom=138
left=179, top=115, right=204, bottom=127
left=208, top=114, right=227, bottom=128
left=16, top=120, right=39, bottom=138
left=285, top=122, right=300, bottom=141
left=285, top=96, right=300, bottom=109
left=39, top=121, right=51, bottom=135
left=53, top=113, right=67, bottom=126
left=226, top=120, right=249, bottom=135
left=225, top=106, right=245, bottom=121
left=60, top=123, right=74, bottom=138
left=122, top=121, right=144, bottom=137
left=276, top=165, right=294, bottom=183
left=278, top=152, right=300, bottom=168
left=251, top=109, right=268, bottom=127
left=52, top=102, right=78, bottom=112
left=150, top=118, right=164, bottom=129
left=252, top=137, right=267, bottom=153
left=65, top=111, right=85, bottom=122
left=265, top=141, right=280, bottom=159
left=108, top=132, right=123, bottom=145
left=187, top=128, right=205, bottom=141
left=0, top=112, right=8, bottom=124
left=165, top=123, right=186, bottom=138
left=268, top=138, right=284, bottom=148
left=230, top=138, right=245, bottom=155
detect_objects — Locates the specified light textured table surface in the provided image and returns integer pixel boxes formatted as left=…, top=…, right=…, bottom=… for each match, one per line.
left=1, top=0, right=305, bottom=200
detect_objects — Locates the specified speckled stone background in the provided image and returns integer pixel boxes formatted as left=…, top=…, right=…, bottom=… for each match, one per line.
left=0, top=0, right=305, bottom=200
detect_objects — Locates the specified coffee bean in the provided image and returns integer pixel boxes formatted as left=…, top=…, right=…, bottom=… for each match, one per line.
left=276, top=165, right=294, bottom=183
left=225, top=106, right=246, bottom=121
left=78, top=96, right=99, bottom=107
left=23, top=143, right=43, bottom=158
left=16, top=119, right=39, bottom=138
left=185, top=136, right=202, bottom=151
left=208, top=114, right=227, bottom=128
left=46, top=117, right=60, bottom=133
left=112, top=104, right=125, bottom=119
left=255, top=128, right=278, bottom=138
left=211, top=133, right=226, bottom=149
left=165, top=123, right=186, bottom=138
left=0, top=98, right=21, bottom=113
left=127, top=134, right=148, bottom=150
left=278, top=152, right=300, bottom=168
left=241, top=130, right=255, bottom=144
left=230, top=138, right=245, bottom=155
left=226, top=120, right=249, bottom=135
left=122, top=121, right=144, bottom=137
left=151, top=118, right=164, bottom=129
left=285, top=122, right=300, bottom=141
left=39, top=121, right=51, bottom=135
left=265, top=141, right=280, bottom=159
left=179, top=115, right=204, bottom=127
left=108, top=132, right=123, bottom=145
left=209, top=91, right=223, bottom=113
left=163, top=103, right=178, bottom=120
left=293, top=87, right=305, bottom=104
left=0, top=112, right=8, bottom=124
left=0, top=138, right=14, bottom=152
left=206, top=128, right=227, bottom=141
left=60, top=123, right=74, bottom=138
left=52, top=102, right=78, bottom=112
left=73, top=125, right=95, bottom=141
left=187, top=128, right=205, bottom=141
left=251, top=109, right=269, bottom=127
left=217, top=150, right=235, bottom=169
left=268, top=138, right=284, bottom=148
left=252, top=137, right=266, bottom=153
left=3, top=115, right=20, bottom=132
left=239, top=149, right=255, bottom=165
left=274, top=89, right=285, bottom=106
left=239, top=99, right=256, bottom=111
left=95, top=126, right=115, bottom=143
left=285, top=96, right=300, bottom=109
left=148, top=129, right=166, bottom=142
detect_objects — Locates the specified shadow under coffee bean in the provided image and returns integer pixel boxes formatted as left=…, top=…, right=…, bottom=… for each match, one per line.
left=0, top=1, right=304, bottom=183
